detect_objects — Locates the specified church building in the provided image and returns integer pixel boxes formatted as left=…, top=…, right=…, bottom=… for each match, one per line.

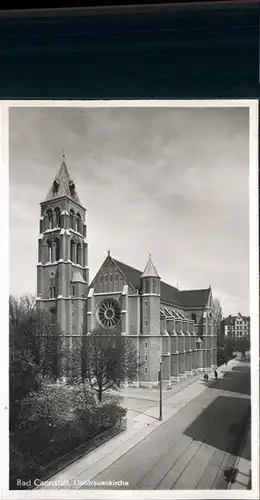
left=36, top=161, right=218, bottom=387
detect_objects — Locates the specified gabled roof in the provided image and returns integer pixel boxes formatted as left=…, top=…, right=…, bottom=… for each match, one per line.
left=160, top=281, right=182, bottom=307
left=44, top=160, right=81, bottom=205
left=141, top=255, right=160, bottom=278
left=113, top=259, right=182, bottom=306
left=113, top=259, right=142, bottom=291
left=91, top=255, right=210, bottom=310
left=177, top=289, right=209, bottom=308
left=224, top=314, right=250, bottom=324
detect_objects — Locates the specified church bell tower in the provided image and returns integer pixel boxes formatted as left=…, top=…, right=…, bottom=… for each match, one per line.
left=36, top=158, right=89, bottom=340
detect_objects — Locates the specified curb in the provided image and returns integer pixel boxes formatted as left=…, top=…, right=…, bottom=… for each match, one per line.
left=227, top=409, right=251, bottom=490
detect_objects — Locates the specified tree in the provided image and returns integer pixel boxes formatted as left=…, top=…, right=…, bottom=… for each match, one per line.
left=236, top=337, right=250, bottom=358
left=83, top=329, right=140, bottom=402
left=213, top=297, right=223, bottom=341
left=9, top=294, right=62, bottom=429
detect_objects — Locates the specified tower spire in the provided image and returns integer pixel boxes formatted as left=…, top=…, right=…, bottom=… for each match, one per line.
left=44, top=156, right=81, bottom=205
left=141, top=254, right=160, bottom=279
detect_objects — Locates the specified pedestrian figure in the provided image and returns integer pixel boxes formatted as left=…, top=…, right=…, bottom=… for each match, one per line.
left=214, top=369, right=218, bottom=380
left=204, top=374, right=208, bottom=381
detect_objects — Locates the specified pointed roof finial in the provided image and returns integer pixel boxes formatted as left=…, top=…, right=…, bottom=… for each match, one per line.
left=44, top=155, right=81, bottom=204
left=61, top=149, right=66, bottom=161
left=141, top=254, right=160, bottom=279
left=107, top=250, right=111, bottom=257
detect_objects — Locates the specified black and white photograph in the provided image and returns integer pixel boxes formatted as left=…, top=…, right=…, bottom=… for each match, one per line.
left=4, top=101, right=258, bottom=497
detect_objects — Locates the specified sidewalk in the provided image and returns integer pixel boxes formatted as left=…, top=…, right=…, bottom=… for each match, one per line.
left=229, top=421, right=251, bottom=490
left=37, top=358, right=239, bottom=490
left=123, top=360, right=238, bottom=428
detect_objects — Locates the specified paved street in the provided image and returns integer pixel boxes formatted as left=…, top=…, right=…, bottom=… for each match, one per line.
left=38, top=360, right=250, bottom=491
left=79, top=362, right=250, bottom=490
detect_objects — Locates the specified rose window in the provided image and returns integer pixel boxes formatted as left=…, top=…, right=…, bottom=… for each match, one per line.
left=97, top=299, right=121, bottom=329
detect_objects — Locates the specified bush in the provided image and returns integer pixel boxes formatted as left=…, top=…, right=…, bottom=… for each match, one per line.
left=16, top=382, right=95, bottom=459
left=9, top=441, right=41, bottom=489
left=11, top=380, right=126, bottom=486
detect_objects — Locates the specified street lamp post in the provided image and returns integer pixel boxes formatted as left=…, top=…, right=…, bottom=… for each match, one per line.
left=159, top=361, right=163, bottom=421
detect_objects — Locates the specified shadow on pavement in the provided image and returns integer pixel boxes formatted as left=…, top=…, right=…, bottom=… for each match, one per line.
left=209, top=372, right=251, bottom=396
left=183, top=395, right=251, bottom=458
left=230, top=365, right=251, bottom=373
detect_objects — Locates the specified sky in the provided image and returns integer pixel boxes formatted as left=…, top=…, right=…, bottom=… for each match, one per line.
left=9, top=105, right=250, bottom=316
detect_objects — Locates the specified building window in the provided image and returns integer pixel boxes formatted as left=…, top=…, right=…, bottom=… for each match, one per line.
left=47, top=240, right=52, bottom=262
left=152, top=279, right=156, bottom=293
left=72, top=285, right=75, bottom=296
left=144, top=319, right=148, bottom=327
left=97, top=298, right=121, bottom=329
left=191, top=313, right=197, bottom=324
left=54, top=207, right=61, bottom=227
left=144, top=354, right=148, bottom=361
left=144, top=367, right=148, bottom=374
left=104, top=274, right=108, bottom=283
left=100, top=274, right=103, bottom=283
left=110, top=274, right=113, bottom=282
left=76, top=243, right=81, bottom=265
left=76, top=213, right=81, bottom=233
left=69, top=209, right=75, bottom=230
left=52, top=179, right=59, bottom=195
left=70, top=239, right=76, bottom=262
left=144, top=300, right=148, bottom=307
left=55, top=238, right=60, bottom=261
left=115, top=273, right=118, bottom=282
left=49, top=286, right=55, bottom=298
left=145, top=342, right=148, bottom=348
left=50, top=306, right=56, bottom=324
left=46, top=209, right=53, bottom=229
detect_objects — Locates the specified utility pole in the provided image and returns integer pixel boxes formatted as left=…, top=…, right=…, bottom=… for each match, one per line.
left=159, top=361, right=163, bottom=421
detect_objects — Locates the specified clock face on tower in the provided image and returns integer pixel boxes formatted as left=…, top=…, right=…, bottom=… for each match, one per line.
left=96, top=299, right=121, bottom=329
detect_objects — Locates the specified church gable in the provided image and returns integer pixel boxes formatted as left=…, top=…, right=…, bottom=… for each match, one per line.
left=90, top=254, right=137, bottom=294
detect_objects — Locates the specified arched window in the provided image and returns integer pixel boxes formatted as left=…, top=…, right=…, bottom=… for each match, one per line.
left=152, top=279, right=156, bottom=294
left=76, top=213, right=81, bottom=233
left=52, top=178, right=59, bottom=195
left=76, top=243, right=81, bottom=265
left=54, top=207, right=61, bottom=227
left=46, top=209, right=53, bottom=229
left=69, top=209, right=75, bottom=230
left=70, top=239, right=75, bottom=262
left=47, top=240, right=52, bottom=262
left=191, top=313, right=197, bottom=324
left=55, top=238, right=60, bottom=261
left=69, top=180, right=75, bottom=196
